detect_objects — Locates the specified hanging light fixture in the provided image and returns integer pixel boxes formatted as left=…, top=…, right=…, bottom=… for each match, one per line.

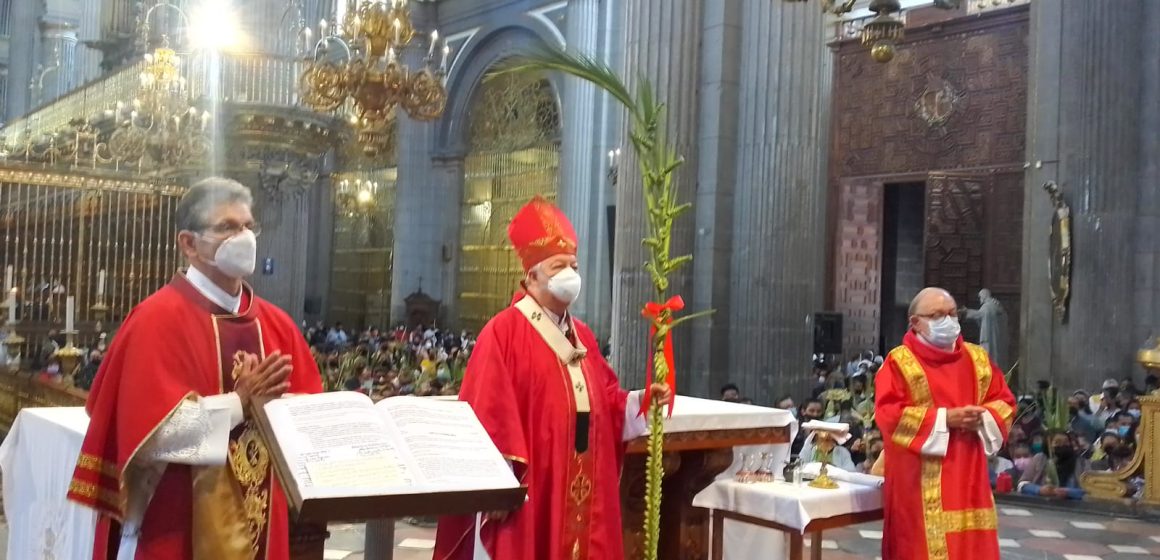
left=299, top=0, right=450, bottom=156
left=784, top=0, right=961, bottom=64
left=860, top=0, right=906, bottom=63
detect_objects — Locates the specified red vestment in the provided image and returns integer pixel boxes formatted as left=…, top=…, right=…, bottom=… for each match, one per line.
left=434, top=295, right=629, bottom=560
left=875, top=331, right=1015, bottom=560
left=68, top=274, right=322, bottom=560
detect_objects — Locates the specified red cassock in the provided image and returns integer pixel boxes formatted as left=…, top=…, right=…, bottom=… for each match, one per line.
left=67, top=274, right=322, bottom=560
left=875, top=331, right=1016, bottom=560
left=434, top=294, right=629, bottom=560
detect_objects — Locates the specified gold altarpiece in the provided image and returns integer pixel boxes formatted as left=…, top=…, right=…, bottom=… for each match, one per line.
left=328, top=164, right=397, bottom=331
left=457, top=73, right=561, bottom=332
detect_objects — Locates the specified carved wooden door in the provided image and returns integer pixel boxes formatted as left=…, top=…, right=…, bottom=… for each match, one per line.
left=923, top=174, right=987, bottom=341
left=834, top=179, right=884, bottom=355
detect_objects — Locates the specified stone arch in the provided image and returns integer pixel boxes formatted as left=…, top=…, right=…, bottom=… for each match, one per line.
left=435, top=21, right=565, bottom=157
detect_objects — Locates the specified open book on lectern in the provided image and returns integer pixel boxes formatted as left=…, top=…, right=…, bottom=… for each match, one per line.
left=252, top=392, right=526, bottom=522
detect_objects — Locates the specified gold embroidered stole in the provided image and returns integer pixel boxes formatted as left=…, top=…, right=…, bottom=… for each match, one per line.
left=888, top=343, right=998, bottom=560
left=190, top=307, right=272, bottom=560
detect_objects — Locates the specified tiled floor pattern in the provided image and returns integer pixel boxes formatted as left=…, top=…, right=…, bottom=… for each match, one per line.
left=312, top=506, right=1160, bottom=560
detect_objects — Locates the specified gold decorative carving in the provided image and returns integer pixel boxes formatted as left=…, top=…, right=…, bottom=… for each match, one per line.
left=1043, top=181, right=1071, bottom=322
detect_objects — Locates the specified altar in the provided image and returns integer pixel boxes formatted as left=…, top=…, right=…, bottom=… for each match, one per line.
left=0, top=407, right=96, bottom=560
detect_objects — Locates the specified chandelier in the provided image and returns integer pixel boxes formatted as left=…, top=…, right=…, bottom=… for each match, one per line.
left=299, top=0, right=450, bottom=156
left=336, top=176, right=382, bottom=216
left=786, top=0, right=961, bottom=63
left=106, top=37, right=211, bottom=168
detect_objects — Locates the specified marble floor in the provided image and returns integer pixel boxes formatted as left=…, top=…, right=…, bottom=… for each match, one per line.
left=318, top=506, right=1160, bottom=560
left=0, top=505, right=1156, bottom=559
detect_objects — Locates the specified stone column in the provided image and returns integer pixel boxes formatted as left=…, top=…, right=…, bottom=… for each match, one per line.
left=725, top=0, right=831, bottom=404
left=1137, top=0, right=1160, bottom=359
left=610, top=0, right=703, bottom=389
left=36, top=19, right=78, bottom=105
left=1022, top=0, right=1149, bottom=390
left=688, top=0, right=742, bottom=399
left=559, top=0, right=608, bottom=335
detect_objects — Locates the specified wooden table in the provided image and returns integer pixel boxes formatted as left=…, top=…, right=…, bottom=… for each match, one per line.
left=710, top=509, right=883, bottom=560
left=620, top=397, right=795, bottom=560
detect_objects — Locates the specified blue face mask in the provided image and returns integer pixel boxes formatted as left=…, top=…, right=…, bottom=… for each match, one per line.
left=1117, top=425, right=1131, bottom=438
left=1030, top=442, right=1044, bottom=454
left=1127, top=409, right=1141, bottom=419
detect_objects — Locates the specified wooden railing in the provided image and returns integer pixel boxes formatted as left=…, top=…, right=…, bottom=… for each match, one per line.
left=0, top=370, right=86, bottom=434
left=1080, top=393, right=1158, bottom=506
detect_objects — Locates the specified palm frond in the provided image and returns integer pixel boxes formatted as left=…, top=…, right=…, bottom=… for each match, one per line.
left=488, top=47, right=637, bottom=116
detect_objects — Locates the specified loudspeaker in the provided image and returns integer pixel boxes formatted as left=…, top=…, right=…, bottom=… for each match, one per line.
left=813, top=312, right=843, bottom=355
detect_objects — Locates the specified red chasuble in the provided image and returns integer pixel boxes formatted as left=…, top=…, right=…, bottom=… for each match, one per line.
left=875, top=331, right=1015, bottom=560
left=67, top=274, right=322, bottom=560
left=434, top=294, right=630, bottom=560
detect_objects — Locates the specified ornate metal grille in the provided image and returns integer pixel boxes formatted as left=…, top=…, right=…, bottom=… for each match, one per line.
left=457, top=73, right=561, bottom=332
left=0, top=165, right=184, bottom=354
left=328, top=167, right=397, bottom=330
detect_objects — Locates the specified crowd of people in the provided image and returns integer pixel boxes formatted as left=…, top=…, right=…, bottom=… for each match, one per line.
left=303, top=321, right=476, bottom=401
left=722, top=351, right=1155, bottom=502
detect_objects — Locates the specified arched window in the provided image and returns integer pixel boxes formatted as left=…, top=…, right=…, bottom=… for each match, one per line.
left=457, top=72, right=561, bottom=331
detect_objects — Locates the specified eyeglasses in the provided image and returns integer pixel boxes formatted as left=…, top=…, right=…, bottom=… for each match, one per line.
left=914, top=310, right=956, bottom=321
left=202, top=221, right=262, bottom=239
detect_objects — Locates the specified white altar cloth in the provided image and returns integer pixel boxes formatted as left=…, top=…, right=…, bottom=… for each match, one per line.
left=693, top=478, right=883, bottom=533
left=658, top=396, right=795, bottom=434
left=0, top=407, right=95, bottom=560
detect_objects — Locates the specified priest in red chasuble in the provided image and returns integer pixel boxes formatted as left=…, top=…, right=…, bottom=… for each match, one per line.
left=875, top=287, right=1015, bottom=560
left=68, top=177, right=322, bottom=560
left=435, top=196, right=671, bottom=560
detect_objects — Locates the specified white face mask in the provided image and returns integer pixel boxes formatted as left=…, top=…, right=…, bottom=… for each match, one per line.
left=545, top=267, right=582, bottom=304
left=203, top=230, right=257, bottom=279
left=922, top=316, right=961, bottom=349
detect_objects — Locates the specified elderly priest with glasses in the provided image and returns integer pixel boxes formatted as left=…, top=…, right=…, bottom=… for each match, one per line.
left=875, top=287, right=1016, bottom=560
left=68, top=177, right=322, bottom=560
left=435, top=196, right=672, bottom=560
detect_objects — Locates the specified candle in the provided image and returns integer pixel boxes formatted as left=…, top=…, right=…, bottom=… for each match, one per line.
left=97, top=269, right=106, bottom=297
left=6, top=290, right=15, bottom=324
left=393, top=18, right=401, bottom=45
left=65, top=296, right=75, bottom=333
left=428, top=30, right=438, bottom=58
left=440, top=44, right=450, bottom=72
left=4, top=265, right=11, bottom=292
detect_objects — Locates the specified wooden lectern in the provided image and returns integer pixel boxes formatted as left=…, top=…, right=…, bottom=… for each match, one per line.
left=250, top=397, right=527, bottom=560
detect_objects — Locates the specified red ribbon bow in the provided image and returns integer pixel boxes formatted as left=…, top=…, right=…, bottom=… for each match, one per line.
left=640, top=295, right=684, bottom=417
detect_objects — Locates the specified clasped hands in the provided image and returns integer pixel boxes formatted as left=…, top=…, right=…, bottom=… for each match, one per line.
left=946, top=405, right=988, bottom=431
left=235, top=351, right=293, bottom=412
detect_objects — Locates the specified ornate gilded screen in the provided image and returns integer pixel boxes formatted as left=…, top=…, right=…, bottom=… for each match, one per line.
left=457, top=73, right=561, bottom=332
left=0, top=167, right=184, bottom=350
left=328, top=167, right=397, bottom=329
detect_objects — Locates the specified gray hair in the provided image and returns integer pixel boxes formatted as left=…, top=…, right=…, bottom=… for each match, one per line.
left=908, top=287, right=953, bottom=317
left=176, top=177, right=253, bottom=232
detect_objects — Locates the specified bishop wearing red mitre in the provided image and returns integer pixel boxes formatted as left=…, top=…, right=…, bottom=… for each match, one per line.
left=435, top=196, right=671, bottom=560
left=68, top=178, right=322, bottom=560
left=875, top=287, right=1016, bottom=560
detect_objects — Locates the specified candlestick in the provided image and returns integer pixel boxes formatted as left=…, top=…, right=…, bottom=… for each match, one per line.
left=97, top=269, right=106, bottom=297
left=65, top=296, right=75, bottom=333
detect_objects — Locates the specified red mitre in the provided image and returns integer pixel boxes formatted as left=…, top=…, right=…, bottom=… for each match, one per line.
left=508, top=195, right=578, bottom=272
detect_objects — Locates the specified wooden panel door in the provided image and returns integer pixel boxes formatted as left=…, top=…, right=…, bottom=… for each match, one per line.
left=924, top=174, right=986, bottom=342
left=834, top=179, right=884, bottom=355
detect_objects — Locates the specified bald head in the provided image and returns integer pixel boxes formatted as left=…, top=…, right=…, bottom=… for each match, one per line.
left=908, top=287, right=956, bottom=317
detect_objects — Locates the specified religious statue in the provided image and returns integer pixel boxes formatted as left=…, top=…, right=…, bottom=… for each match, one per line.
left=960, top=288, right=1008, bottom=368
